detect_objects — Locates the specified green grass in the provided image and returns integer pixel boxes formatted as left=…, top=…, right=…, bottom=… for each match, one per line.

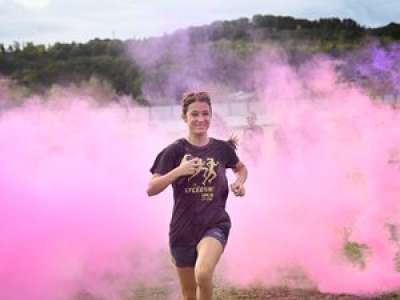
left=343, top=240, right=369, bottom=269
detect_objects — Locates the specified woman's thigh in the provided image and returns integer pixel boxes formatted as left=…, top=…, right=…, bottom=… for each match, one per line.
left=195, top=236, right=224, bottom=274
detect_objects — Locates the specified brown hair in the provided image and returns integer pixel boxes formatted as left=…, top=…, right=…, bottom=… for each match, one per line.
left=181, top=91, right=212, bottom=117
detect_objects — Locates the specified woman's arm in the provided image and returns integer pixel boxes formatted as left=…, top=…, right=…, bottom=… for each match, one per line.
left=147, top=169, right=182, bottom=196
left=230, top=161, right=248, bottom=197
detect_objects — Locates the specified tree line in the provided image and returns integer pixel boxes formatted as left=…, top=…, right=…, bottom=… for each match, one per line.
left=0, top=14, right=399, bottom=104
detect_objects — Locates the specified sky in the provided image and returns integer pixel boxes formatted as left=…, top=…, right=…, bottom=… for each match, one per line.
left=0, top=0, right=399, bottom=46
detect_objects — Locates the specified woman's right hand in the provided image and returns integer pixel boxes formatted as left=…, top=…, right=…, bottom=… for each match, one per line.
left=177, top=154, right=202, bottom=176
left=148, top=154, right=201, bottom=196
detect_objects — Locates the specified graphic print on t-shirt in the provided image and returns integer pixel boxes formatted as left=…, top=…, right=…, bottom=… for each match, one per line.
left=185, top=157, right=220, bottom=201
left=188, top=157, right=219, bottom=185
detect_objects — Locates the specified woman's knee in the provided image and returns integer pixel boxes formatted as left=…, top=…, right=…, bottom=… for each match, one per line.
left=195, top=268, right=213, bottom=288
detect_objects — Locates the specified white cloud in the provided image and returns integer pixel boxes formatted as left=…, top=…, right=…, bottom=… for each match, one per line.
left=13, top=0, right=50, bottom=9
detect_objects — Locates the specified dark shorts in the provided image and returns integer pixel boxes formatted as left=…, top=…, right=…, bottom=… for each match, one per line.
left=170, top=227, right=228, bottom=268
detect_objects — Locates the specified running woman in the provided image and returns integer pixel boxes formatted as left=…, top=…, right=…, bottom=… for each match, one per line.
left=148, top=91, right=248, bottom=300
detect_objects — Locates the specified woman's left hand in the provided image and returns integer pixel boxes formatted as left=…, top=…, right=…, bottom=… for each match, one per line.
left=230, top=181, right=245, bottom=197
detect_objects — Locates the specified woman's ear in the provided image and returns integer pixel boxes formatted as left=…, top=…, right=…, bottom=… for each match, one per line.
left=182, top=114, right=187, bottom=122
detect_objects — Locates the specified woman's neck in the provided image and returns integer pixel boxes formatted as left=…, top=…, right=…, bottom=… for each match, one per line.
left=186, top=134, right=209, bottom=147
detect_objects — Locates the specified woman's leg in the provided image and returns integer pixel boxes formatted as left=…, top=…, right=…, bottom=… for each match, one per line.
left=175, top=267, right=197, bottom=300
left=195, top=237, right=224, bottom=300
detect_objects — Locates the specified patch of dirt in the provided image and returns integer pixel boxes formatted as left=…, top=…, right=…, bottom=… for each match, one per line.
left=214, top=287, right=400, bottom=300
left=75, top=286, right=400, bottom=300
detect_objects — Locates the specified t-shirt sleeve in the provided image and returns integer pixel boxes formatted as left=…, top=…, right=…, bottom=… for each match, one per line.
left=225, top=142, right=240, bottom=169
left=150, top=144, right=180, bottom=175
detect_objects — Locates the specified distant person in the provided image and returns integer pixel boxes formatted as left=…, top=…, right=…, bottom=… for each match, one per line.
left=241, top=112, right=264, bottom=162
left=148, top=91, right=248, bottom=300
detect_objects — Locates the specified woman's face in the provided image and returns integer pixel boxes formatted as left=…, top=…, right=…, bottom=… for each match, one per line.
left=184, top=100, right=211, bottom=136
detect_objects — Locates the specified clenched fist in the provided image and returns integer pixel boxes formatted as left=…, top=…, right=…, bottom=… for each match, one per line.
left=230, top=181, right=245, bottom=197
left=178, top=154, right=202, bottom=176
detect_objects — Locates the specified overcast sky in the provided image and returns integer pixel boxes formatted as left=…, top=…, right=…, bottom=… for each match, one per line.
left=1, top=0, right=399, bottom=46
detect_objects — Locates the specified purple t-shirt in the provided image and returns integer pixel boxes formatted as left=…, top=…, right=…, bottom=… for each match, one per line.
left=150, top=138, right=239, bottom=247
